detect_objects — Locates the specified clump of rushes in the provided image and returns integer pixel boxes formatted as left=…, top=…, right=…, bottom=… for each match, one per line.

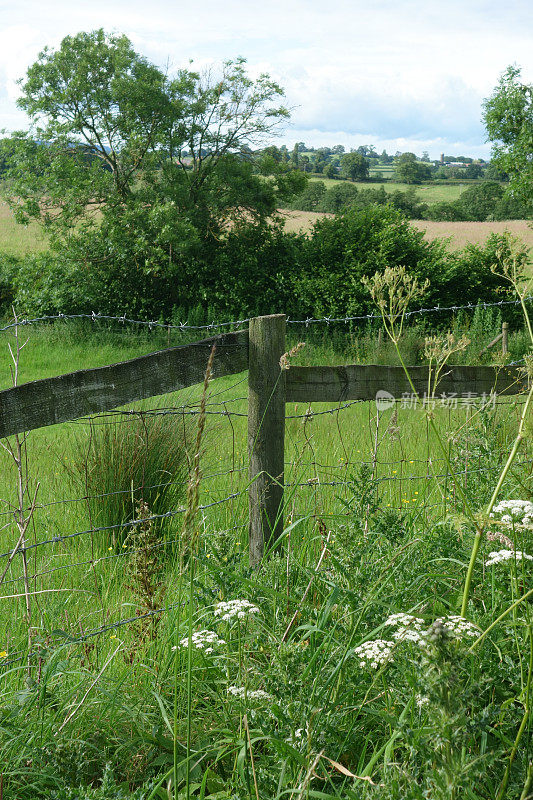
left=72, top=410, right=192, bottom=553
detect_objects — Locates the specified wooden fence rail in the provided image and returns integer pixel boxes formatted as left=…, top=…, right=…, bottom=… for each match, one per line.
left=0, top=315, right=528, bottom=565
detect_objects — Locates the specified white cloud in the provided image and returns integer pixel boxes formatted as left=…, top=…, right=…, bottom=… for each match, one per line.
left=0, top=0, right=531, bottom=157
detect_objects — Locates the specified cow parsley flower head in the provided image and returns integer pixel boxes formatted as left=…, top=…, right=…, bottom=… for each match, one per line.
left=385, top=613, right=425, bottom=642
left=490, top=500, right=533, bottom=527
left=214, top=599, right=260, bottom=621
left=354, top=639, right=394, bottom=669
left=485, top=549, right=533, bottom=566
left=433, top=615, right=478, bottom=639
left=174, top=629, right=225, bottom=654
left=227, top=686, right=272, bottom=702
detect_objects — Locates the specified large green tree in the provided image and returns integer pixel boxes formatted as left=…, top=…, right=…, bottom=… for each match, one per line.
left=483, top=65, right=533, bottom=211
left=2, top=30, right=300, bottom=272
left=339, top=151, right=370, bottom=181
left=394, top=152, right=432, bottom=184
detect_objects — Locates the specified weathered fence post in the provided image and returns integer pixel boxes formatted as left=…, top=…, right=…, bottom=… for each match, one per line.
left=502, top=322, right=509, bottom=355
left=248, top=314, right=286, bottom=566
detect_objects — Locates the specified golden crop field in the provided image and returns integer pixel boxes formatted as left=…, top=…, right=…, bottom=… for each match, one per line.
left=280, top=208, right=532, bottom=249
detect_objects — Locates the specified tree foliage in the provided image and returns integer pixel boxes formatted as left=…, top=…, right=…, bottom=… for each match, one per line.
left=340, top=151, right=370, bottom=181
left=2, top=30, right=300, bottom=262
left=483, top=65, right=533, bottom=211
left=394, top=152, right=432, bottom=184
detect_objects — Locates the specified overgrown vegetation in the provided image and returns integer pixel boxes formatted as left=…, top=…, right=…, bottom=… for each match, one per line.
left=0, top=31, right=533, bottom=799
left=0, top=208, right=526, bottom=323
left=0, top=299, right=532, bottom=798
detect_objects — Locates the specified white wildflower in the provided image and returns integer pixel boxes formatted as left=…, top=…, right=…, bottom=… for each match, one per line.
left=214, top=599, right=260, bottom=621
left=394, top=627, right=425, bottom=643
left=354, top=639, right=394, bottom=669
left=485, top=549, right=533, bottom=567
left=416, top=694, right=430, bottom=708
left=385, top=613, right=425, bottom=642
left=174, top=629, right=225, bottom=654
left=385, top=613, right=425, bottom=628
left=385, top=613, right=425, bottom=643
left=490, top=500, right=533, bottom=527
left=227, top=686, right=272, bottom=701
left=433, top=615, right=478, bottom=639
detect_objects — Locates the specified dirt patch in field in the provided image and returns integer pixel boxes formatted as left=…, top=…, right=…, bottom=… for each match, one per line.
left=277, top=209, right=333, bottom=233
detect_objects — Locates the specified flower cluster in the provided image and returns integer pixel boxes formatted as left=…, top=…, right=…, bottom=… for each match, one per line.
left=355, top=613, right=479, bottom=669
left=485, top=549, right=533, bottom=566
left=490, top=500, right=533, bottom=527
left=385, top=613, right=425, bottom=642
left=175, top=629, right=225, bottom=654
left=433, top=616, right=478, bottom=639
left=354, top=639, right=394, bottom=669
left=227, top=685, right=272, bottom=701
left=214, top=599, right=260, bottom=621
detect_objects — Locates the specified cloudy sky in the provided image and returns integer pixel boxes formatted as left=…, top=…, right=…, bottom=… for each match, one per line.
left=0, top=0, right=531, bottom=158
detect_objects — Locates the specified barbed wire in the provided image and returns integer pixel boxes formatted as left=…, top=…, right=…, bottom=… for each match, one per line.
left=286, top=296, right=533, bottom=326
left=0, top=312, right=250, bottom=334
left=0, top=523, right=248, bottom=588
left=0, top=490, right=245, bottom=560
left=1, top=294, right=531, bottom=335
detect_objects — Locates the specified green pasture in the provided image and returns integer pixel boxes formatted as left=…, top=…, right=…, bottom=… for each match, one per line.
left=308, top=177, right=468, bottom=203
left=0, top=200, right=49, bottom=257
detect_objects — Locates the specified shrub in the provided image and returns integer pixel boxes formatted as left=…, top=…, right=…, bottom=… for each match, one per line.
left=425, top=201, right=467, bottom=221
left=290, top=204, right=449, bottom=318
left=318, top=181, right=359, bottom=212
left=388, top=187, right=429, bottom=219
left=0, top=252, right=19, bottom=313
left=289, top=181, right=326, bottom=211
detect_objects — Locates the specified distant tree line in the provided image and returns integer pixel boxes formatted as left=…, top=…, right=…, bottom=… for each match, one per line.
left=287, top=180, right=531, bottom=221
left=252, top=143, right=500, bottom=184
left=0, top=31, right=530, bottom=325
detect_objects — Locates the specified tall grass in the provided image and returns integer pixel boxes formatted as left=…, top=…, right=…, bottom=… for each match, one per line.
left=0, top=318, right=532, bottom=799
left=70, top=412, right=192, bottom=553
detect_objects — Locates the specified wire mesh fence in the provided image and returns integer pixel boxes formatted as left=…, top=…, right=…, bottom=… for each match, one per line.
left=0, top=309, right=531, bottom=670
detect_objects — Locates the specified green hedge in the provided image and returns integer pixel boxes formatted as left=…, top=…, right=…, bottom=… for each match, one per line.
left=1, top=206, right=522, bottom=325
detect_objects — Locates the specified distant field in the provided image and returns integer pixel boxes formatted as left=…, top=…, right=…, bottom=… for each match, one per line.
left=280, top=208, right=532, bottom=251
left=0, top=200, right=49, bottom=256
left=411, top=219, right=533, bottom=251
left=308, top=178, right=467, bottom=203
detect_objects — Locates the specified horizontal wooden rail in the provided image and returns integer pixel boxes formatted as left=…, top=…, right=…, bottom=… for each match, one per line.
left=0, top=329, right=248, bottom=438
left=286, top=364, right=527, bottom=403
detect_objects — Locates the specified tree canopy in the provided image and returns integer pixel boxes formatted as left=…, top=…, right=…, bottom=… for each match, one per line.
left=339, top=151, right=370, bottom=181
left=483, top=65, right=533, bottom=211
left=394, top=152, right=432, bottom=184
left=2, top=29, right=301, bottom=250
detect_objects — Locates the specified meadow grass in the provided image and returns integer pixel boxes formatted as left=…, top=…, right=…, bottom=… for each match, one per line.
left=308, top=177, right=469, bottom=203
left=0, top=320, right=532, bottom=798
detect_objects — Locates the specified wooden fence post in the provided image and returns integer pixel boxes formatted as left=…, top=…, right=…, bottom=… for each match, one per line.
left=248, top=314, right=286, bottom=566
left=502, top=322, right=509, bottom=355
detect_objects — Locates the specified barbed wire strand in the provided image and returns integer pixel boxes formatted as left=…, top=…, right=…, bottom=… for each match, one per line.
left=1, top=294, right=531, bottom=334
